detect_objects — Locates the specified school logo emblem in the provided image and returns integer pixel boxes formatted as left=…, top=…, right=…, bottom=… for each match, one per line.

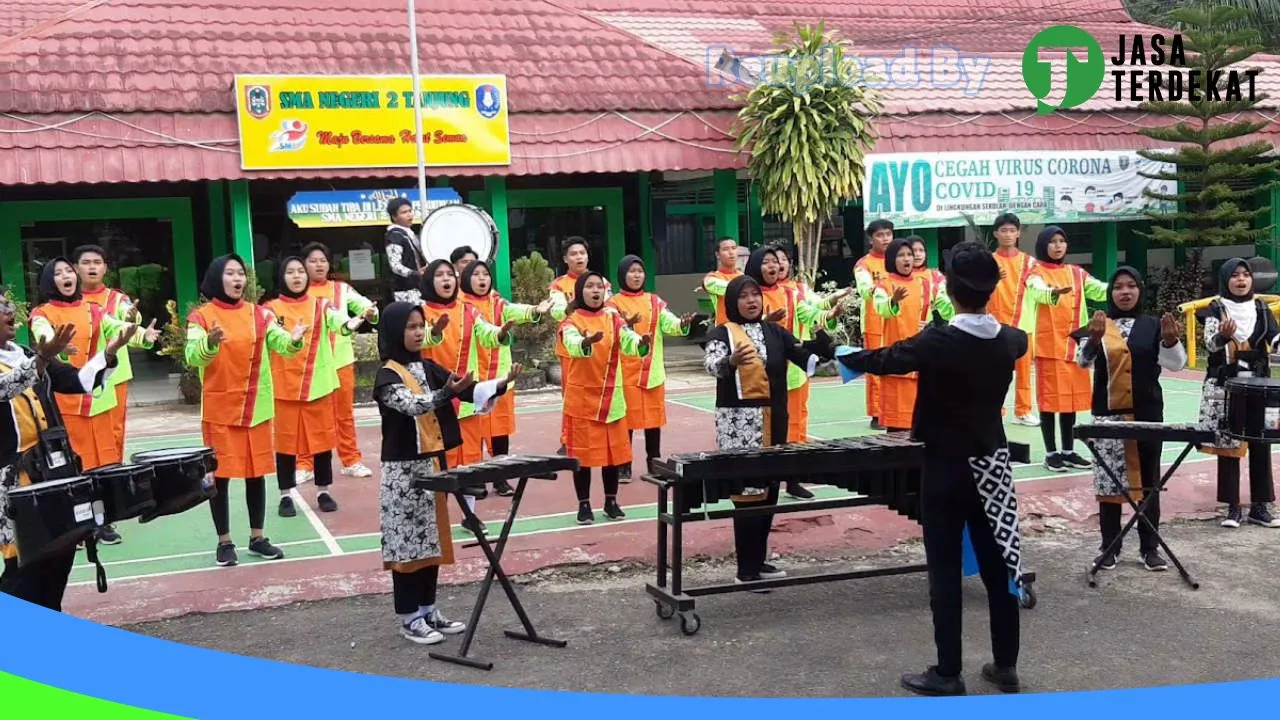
left=475, top=84, right=502, bottom=119
left=1021, top=25, right=1105, bottom=114
left=269, top=120, right=308, bottom=153
left=245, top=85, right=272, bottom=119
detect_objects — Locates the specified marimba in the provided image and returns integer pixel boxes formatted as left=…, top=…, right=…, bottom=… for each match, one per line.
left=414, top=453, right=578, bottom=671
left=643, top=435, right=930, bottom=636
left=1073, top=421, right=1216, bottom=590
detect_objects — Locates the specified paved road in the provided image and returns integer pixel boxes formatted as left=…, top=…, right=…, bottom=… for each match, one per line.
left=129, top=519, right=1280, bottom=698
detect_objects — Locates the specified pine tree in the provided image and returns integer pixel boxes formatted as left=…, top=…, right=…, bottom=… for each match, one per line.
left=1135, top=1, right=1280, bottom=248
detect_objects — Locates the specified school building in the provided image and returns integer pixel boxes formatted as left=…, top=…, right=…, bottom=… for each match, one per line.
left=3, top=0, right=1280, bottom=387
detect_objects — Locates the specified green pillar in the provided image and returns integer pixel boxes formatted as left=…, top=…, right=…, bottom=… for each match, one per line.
left=713, top=170, right=739, bottom=241
left=1122, top=223, right=1147, bottom=278
left=605, top=191, right=626, bottom=279
left=638, top=173, right=656, bottom=291
left=1091, top=222, right=1118, bottom=281
left=917, top=228, right=940, bottom=268
left=1265, top=179, right=1280, bottom=267
left=229, top=180, right=255, bottom=272
left=207, top=181, right=228, bottom=257
left=171, top=206, right=198, bottom=316
left=484, top=176, right=512, bottom=298
left=748, top=181, right=764, bottom=246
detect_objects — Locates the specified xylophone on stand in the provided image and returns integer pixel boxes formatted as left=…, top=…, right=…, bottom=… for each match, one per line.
left=645, top=435, right=935, bottom=636
left=413, top=453, right=576, bottom=671
left=6, top=446, right=218, bottom=592
left=1072, top=421, right=1215, bottom=589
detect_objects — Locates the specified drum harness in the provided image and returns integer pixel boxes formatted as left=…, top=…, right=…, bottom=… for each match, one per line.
left=14, top=370, right=109, bottom=593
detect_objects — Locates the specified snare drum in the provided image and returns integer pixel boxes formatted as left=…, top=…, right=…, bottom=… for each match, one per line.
left=129, top=447, right=218, bottom=522
left=5, top=476, right=101, bottom=567
left=1224, top=377, right=1280, bottom=444
left=89, top=463, right=157, bottom=524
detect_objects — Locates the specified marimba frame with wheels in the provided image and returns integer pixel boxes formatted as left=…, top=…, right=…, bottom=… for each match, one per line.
left=413, top=454, right=577, bottom=670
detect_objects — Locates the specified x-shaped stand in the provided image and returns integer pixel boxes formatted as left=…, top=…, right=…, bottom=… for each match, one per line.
left=1081, top=439, right=1200, bottom=590
left=428, top=476, right=568, bottom=670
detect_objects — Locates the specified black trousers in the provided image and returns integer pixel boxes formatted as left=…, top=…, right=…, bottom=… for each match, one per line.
left=732, top=482, right=779, bottom=580
left=0, top=549, right=77, bottom=612
left=276, top=452, right=334, bottom=492
left=919, top=455, right=1020, bottom=677
left=1217, top=449, right=1276, bottom=505
left=391, top=565, right=440, bottom=615
left=1099, top=439, right=1162, bottom=554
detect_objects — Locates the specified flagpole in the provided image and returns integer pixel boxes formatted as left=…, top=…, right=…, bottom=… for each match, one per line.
left=407, top=0, right=430, bottom=249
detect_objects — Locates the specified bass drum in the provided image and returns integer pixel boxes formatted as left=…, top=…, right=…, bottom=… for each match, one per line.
left=418, top=203, right=498, bottom=264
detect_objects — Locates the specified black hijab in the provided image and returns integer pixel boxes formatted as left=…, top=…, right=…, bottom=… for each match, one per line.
left=39, top=257, right=81, bottom=303
left=275, top=256, right=308, bottom=300
left=459, top=260, right=490, bottom=297
left=569, top=270, right=607, bottom=312
left=884, top=237, right=914, bottom=278
left=420, top=258, right=457, bottom=305
left=744, top=247, right=778, bottom=288
left=378, top=301, right=424, bottom=365
left=724, top=275, right=763, bottom=324
left=1107, top=266, right=1144, bottom=319
left=1035, top=226, right=1066, bottom=264
left=1219, top=257, right=1253, bottom=302
left=201, top=254, right=247, bottom=305
left=616, top=254, right=645, bottom=293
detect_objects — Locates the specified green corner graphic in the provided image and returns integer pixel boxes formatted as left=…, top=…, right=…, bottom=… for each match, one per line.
left=0, top=671, right=191, bottom=719
left=1022, top=25, right=1106, bottom=114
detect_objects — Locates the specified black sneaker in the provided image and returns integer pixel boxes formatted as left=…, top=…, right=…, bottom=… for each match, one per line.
left=1061, top=451, right=1092, bottom=469
left=1248, top=504, right=1280, bottom=528
left=1142, top=551, right=1168, bottom=571
left=216, top=542, right=238, bottom=567
left=95, top=525, right=122, bottom=545
left=423, top=608, right=466, bottom=635
left=901, top=666, right=966, bottom=697
left=603, top=498, right=626, bottom=520
left=247, top=537, right=284, bottom=560
left=278, top=496, right=296, bottom=518
left=618, top=465, right=632, bottom=484
left=576, top=503, right=594, bottom=525
left=870, top=418, right=884, bottom=430
left=981, top=663, right=1020, bottom=693
left=1093, top=550, right=1117, bottom=571
left=1223, top=505, right=1243, bottom=528
left=468, top=484, right=489, bottom=500
left=1043, top=453, right=1068, bottom=473
left=759, top=563, right=787, bottom=580
left=461, top=516, right=487, bottom=537
left=556, top=445, right=567, bottom=456
left=317, top=492, right=338, bottom=513
left=786, top=482, right=814, bottom=500
left=493, top=479, right=515, bottom=497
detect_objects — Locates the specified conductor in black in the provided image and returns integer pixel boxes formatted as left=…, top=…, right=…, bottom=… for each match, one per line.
left=838, top=241, right=1027, bottom=696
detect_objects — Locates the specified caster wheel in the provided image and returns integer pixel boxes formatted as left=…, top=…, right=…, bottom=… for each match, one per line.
left=655, top=601, right=675, bottom=620
left=1020, top=586, right=1037, bottom=610
left=679, top=613, right=701, bottom=636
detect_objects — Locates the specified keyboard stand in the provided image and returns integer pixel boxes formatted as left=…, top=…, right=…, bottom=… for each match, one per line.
left=1075, top=426, right=1203, bottom=591
left=428, top=476, right=568, bottom=671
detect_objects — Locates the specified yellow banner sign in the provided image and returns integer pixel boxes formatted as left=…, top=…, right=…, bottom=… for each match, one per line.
left=234, top=74, right=511, bottom=170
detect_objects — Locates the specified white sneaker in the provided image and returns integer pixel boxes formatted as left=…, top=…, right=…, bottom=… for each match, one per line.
left=401, top=617, right=445, bottom=645
left=1013, top=414, right=1039, bottom=426
left=342, top=463, right=373, bottom=478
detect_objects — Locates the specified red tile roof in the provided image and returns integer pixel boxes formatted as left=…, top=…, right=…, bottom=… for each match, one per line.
left=0, top=111, right=744, bottom=185
left=0, top=0, right=733, bottom=115
left=4, top=0, right=1278, bottom=186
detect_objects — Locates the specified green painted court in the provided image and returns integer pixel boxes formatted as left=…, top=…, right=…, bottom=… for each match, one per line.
left=72, top=374, right=1237, bottom=589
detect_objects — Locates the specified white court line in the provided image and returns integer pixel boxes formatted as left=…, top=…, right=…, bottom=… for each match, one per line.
left=287, top=488, right=344, bottom=556
left=73, top=538, right=327, bottom=571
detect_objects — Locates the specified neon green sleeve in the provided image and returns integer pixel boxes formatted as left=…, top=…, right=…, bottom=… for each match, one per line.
left=184, top=322, right=217, bottom=368
left=561, top=322, right=591, bottom=358
left=102, top=313, right=153, bottom=350
left=1026, top=274, right=1060, bottom=306
left=265, top=313, right=305, bottom=356
left=658, top=308, right=689, bottom=337
left=619, top=326, right=650, bottom=357
left=873, top=286, right=901, bottom=318
left=473, top=315, right=513, bottom=349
